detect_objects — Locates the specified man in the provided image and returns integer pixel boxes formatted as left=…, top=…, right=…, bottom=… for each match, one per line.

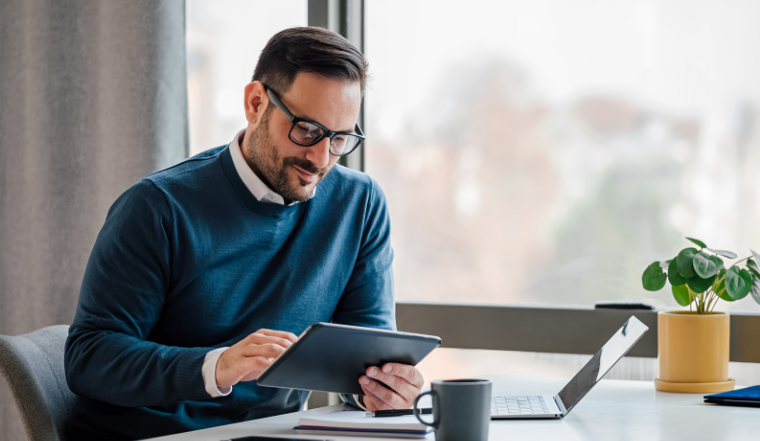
left=64, top=27, right=424, bottom=440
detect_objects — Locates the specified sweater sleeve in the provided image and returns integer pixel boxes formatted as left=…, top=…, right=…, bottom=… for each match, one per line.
left=334, top=180, right=395, bottom=406
left=332, top=179, right=396, bottom=331
left=64, top=179, right=210, bottom=408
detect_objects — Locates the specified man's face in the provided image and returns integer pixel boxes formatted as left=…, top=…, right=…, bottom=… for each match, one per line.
left=242, top=72, right=362, bottom=203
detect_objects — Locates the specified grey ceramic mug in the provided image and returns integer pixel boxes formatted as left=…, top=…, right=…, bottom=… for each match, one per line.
left=413, top=379, right=492, bottom=441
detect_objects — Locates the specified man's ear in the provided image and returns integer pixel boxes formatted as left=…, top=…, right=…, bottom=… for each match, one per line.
left=243, top=81, right=268, bottom=125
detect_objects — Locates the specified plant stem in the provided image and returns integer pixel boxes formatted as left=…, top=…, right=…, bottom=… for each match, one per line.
left=694, top=289, right=701, bottom=314
left=706, top=291, right=717, bottom=313
left=701, top=292, right=707, bottom=314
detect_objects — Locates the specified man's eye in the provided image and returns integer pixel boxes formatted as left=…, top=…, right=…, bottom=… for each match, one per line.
left=295, top=123, right=320, bottom=138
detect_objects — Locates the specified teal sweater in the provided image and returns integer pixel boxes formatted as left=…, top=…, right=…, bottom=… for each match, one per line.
left=64, top=145, right=395, bottom=440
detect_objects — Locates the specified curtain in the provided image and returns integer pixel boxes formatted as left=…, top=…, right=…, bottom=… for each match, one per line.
left=0, top=1, right=188, bottom=438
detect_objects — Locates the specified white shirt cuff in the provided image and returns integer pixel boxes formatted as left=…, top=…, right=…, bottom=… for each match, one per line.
left=353, top=394, right=368, bottom=411
left=203, top=347, right=232, bottom=397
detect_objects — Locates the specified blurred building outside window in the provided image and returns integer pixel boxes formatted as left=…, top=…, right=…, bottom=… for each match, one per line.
left=365, top=0, right=760, bottom=313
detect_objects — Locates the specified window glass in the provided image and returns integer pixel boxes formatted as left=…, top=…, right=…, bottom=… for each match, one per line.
left=186, top=0, right=307, bottom=155
left=365, top=0, right=760, bottom=312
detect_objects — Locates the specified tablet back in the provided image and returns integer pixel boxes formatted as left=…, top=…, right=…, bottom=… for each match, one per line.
left=256, top=323, right=441, bottom=395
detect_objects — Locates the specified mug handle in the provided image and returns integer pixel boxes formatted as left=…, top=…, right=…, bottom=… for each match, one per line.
left=413, top=390, right=439, bottom=428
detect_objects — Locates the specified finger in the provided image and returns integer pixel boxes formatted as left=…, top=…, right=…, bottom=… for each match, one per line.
left=361, top=384, right=394, bottom=411
left=254, top=329, right=299, bottom=343
left=242, top=343, right=288, bottom=359
left=243, top=333, right=294, bottom=349
left=365, top=367, right=419, bottom=404
left=359, top=376, right=408, bottom=409
left=381, top=363, right=425, bottom=389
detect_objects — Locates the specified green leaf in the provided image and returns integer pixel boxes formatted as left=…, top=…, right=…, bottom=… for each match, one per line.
left=751, top=277, right=760, bottom=305
left=676, top=247, right=698, bottom=278
left=708, top=248, right=738, bottom=259
left=736, top=269, right=754, bottom=300
left=687, top=274, right=716, bottom=293
left=725, top=266, right=753, bottom=300
left=693, top=251, right=724, bottom=278
left=667, top=259, right=687, bottom=286
left=642, top=262, right=667, bottom=291
left=714, top=274, right=732, bottom=301
left=686, top=237, right=707, bottom=248
left=659, top=260, right=671, bottom=269
left=751, top=249, right=760, bottom=266
left=747, top=259, right=760, bottom=278
left=672, top=284, right=691, bottom=306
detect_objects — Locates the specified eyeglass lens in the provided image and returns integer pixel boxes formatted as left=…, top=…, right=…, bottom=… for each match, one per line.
left=290, top=121, right=360, bottom=155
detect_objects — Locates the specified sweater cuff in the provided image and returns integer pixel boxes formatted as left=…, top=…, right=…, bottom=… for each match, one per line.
left=341, top=393, right=367, bottom=410
left=202, top=347, right=232, bottom=397
left=353, top=394, right=368, bottom=410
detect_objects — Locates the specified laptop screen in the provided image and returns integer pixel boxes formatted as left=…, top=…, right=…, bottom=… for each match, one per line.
left=556, top=316, right=648, bottom=414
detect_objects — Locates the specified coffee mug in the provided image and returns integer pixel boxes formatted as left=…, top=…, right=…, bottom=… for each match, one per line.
left=413, top=379, right=492, bottom=441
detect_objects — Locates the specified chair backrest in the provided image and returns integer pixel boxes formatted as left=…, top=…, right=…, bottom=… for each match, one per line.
left=0, top=325, right=76, bottom=441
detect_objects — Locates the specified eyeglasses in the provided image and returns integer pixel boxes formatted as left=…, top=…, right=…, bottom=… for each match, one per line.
left=263, top=84, right=365, bottom=157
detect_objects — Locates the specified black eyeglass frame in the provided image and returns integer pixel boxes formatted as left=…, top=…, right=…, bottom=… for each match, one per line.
left=263, top=84, right=365, bottom=157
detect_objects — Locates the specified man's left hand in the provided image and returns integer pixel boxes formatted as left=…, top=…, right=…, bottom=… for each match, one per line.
left=359, top=363, right=424, bottom=411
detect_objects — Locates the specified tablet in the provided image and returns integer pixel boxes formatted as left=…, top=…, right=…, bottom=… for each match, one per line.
left=256, top=323, right=441, bottom=395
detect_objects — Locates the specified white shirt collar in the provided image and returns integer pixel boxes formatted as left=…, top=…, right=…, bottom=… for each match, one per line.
left=229, top=129, right=295, bottom=205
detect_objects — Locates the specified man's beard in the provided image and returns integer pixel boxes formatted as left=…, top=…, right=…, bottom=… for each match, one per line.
left=244, top=112, right=331, bottom=203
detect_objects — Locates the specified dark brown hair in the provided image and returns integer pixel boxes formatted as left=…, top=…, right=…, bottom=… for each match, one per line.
left=252, top=27, right=367, bottom=96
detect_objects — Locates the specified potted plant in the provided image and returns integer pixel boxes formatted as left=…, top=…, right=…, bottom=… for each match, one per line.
left=642, top=237, right=760, bottom=393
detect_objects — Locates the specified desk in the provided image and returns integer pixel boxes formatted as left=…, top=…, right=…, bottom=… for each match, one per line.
left=146, top=375, right=760, bottom=441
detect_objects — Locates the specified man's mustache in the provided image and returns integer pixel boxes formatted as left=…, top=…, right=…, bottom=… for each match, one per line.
left=284, top=156, right=325, bottom=176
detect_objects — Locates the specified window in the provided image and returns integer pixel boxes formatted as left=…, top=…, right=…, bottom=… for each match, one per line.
left=186, top=0, right=307, bottom=155
left=185, top=0, right=760, bottom=387
left=365, top=0, right=760, bottom=312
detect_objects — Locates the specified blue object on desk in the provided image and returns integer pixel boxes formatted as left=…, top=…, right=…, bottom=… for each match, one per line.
left=704, top=386, right=760, bottom=408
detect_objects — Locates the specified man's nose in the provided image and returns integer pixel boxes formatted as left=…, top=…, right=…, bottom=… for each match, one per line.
left=305, top=136, right=331, bottom=169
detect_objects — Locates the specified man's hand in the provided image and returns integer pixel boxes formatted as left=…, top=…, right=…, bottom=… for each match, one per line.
left=215, top=329, right=298, bottom=390
left=359, top=363, right=425, bottom=411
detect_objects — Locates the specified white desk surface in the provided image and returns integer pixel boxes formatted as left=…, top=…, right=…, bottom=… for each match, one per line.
left=145, top=375, right=760, bottom=441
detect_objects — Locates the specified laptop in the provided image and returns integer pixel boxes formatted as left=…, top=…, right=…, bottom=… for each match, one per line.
left=490, top=315, right=649, bottom=419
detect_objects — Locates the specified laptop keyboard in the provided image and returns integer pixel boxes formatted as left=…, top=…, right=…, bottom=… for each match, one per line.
left=491, top=395, right=550, bottom=415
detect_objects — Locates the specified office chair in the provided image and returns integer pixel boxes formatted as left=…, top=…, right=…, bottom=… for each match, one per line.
left=0, top=325, right=76, bottom=441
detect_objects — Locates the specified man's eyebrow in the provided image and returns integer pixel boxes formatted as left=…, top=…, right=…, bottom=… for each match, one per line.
left=300, top=114, right=356, bottom=133
left=277, top=92, right=356, bottom=133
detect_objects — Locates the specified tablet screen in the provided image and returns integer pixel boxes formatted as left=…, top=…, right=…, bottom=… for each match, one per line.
left=256, top=323, right=441, bottom=395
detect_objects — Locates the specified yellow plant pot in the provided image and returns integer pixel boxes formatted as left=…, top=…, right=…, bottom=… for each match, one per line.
left=654, top=310, right=734, bottom=393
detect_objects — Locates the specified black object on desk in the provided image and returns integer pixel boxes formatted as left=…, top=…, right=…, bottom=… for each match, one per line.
left=595, top=301, right=654, bottom=310
left=704, top=386, right=760, bottom=408
left=370, top=408, right=432, bottom=417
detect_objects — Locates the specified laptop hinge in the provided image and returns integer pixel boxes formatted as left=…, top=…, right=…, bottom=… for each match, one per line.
left=554, top=395, right=569, bottom=417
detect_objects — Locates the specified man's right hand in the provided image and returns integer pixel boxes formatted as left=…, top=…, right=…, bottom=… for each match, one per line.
left=215, top=329, right=298, bottom=390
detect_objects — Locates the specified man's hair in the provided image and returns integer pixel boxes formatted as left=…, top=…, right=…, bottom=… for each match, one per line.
left=252, top=27, right=367, bottom=96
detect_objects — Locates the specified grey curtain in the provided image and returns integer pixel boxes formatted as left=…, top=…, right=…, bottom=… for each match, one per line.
left=0, top=1, right=188, bottom=439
